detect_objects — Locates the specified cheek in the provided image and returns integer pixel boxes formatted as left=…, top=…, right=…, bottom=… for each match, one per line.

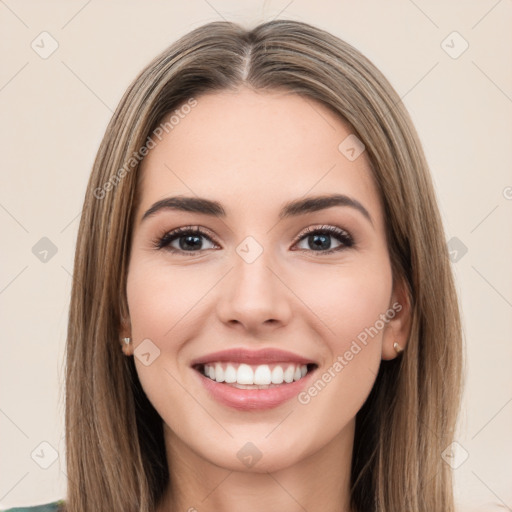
left=125, top=258, right=218, bottom=406
left=295, top=258, right=393, bottom=350
left=291, top=264, right=392, bottom=435
left=125, top=260, right=199, bottom=426
left=294, top=259, right=392, bottom=403
left=126, top=259, right=208, bottom=340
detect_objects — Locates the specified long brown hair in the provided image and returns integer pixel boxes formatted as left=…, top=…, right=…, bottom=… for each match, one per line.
left=65, top=19, right=464, bottom=511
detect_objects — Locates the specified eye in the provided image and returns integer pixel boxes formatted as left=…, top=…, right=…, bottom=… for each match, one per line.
left=153, top=224, right=354, bottom=256
left=153, top=226, right=218, bottom=254
left=292, top=225, right=354, bottom=254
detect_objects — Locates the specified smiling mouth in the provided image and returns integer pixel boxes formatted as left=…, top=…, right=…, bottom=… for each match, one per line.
left=193, top=362, right=318, bottom=389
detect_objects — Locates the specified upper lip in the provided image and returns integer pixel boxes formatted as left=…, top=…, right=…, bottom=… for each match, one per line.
left=191, top=348, right=318, bottom=367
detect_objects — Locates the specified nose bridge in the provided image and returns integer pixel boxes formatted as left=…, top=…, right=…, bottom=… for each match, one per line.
left=216, top=235, right=292, bottom=329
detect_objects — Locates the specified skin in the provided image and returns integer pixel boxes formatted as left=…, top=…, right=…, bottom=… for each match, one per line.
left=121, top=87, right=411, bottom=512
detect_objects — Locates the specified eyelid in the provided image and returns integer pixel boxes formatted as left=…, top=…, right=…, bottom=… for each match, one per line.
left=291, top=224, right=353, bottom=245
left=153, top=223, right=355, bottom=254
left=290, top=224, right=355, bottom=254
left=152, top=225, right=220, bottom=251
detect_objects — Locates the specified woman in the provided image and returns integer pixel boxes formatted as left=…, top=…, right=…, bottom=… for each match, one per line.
left=4, top=19, right=463, bottom=512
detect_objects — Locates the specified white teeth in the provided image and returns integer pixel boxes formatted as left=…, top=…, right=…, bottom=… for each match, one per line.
left=224, top=364, right=237, bottom=383
left=271, top=366, right=284, bottom=384
left=237, top=364, right=254, bottom=385
left=253, top=365, right=272, bottom=385
left=231, top=383, right=272, bottom=389
left=202, top=362, right=311, bottom=386
left=283, top=365, right=295, bottom=383
left=215, top=363, right=224, bottom=383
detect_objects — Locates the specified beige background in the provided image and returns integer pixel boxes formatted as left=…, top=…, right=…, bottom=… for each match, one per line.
left=1, top=1, right=511, bottom=510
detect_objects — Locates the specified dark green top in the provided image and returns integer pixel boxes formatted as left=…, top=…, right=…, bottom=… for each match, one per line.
left=1, top=500, right=64, bottom=512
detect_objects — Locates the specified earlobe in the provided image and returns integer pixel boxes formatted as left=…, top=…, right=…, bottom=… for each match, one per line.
left=119, top=313, right=133, bottom=356
left=381, top=275, right=412, bottom=361
left=393, top=341, right=404, bottom=354
left=121, top=336, right=133, bottom=356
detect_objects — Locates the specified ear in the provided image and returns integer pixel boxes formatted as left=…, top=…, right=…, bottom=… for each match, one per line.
left=119, top=314, right=133, bottom=357
left=381, top=274, right=412, bottom=361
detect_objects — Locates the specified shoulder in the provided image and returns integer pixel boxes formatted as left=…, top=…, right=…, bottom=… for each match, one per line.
left=1, top=500, right=65, bottom=512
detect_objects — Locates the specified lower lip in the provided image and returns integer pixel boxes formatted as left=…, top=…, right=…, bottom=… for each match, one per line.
left=195, top=368, right=316, bottom=410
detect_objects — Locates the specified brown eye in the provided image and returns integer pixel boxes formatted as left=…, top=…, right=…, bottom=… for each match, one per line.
left=154, top=226, right=218, bottom=254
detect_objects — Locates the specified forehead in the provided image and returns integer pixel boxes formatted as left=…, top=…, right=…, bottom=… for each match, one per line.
left=137, top=88, right=382, bottom=225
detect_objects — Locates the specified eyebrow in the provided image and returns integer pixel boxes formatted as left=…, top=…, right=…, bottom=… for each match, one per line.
left=141, top=193, right=373, bottom=226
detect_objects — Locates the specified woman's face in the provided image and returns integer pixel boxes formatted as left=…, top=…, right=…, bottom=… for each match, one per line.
left=125, top=88, right=409, bottom=473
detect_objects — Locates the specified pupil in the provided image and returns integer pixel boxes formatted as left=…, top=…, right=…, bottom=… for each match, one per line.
left=180, top=235, right=201, bottom=250
left=310, top=234, right=330, bottom=250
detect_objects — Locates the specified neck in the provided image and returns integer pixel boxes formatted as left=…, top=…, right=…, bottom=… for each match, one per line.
left=157, top=420, right=355, bottom=512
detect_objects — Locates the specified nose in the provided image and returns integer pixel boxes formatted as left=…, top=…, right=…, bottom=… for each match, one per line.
left=216, top=247, right=293, bottom=335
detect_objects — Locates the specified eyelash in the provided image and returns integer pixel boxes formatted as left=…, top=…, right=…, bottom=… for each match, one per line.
left=152, top=224, right=355, bottom=256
